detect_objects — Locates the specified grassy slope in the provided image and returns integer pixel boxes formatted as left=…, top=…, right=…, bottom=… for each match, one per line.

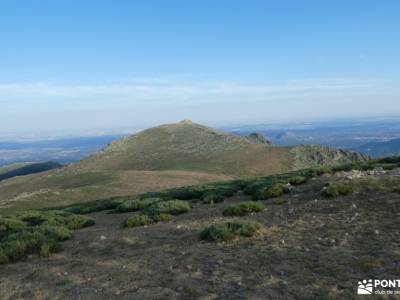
left=0, top=162, right=61, bottom=182
left=0, top=162, right=399, bottom=299
left=0, top=169, right=231, bottom=212
left=0, top=121, right=367, bottom=211
left=72, top=120, right=293, bottom=176
left=0, top=163, right=32, bottom=175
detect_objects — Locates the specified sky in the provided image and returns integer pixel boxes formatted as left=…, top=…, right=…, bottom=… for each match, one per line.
left=0, top=0, right=399, bottom=137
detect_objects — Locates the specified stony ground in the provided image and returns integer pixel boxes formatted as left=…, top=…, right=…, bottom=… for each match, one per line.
left=1, top=170, right=400, bottom=299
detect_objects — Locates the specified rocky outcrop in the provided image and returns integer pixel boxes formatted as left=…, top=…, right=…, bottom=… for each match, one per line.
left=245, top=132, right=273, bottom=146
left=291, top=145, right=369, bottom=170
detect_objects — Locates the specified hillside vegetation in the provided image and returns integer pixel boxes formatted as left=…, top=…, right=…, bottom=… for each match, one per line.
left=72, top=120, right=292, bottom=176
left=0, top=121, right=367, bottom=211
left=0, top=162, right=62, bottom=182
left=74, top=120, right=366, bottom=175
left=0, top=156, right=399, bottom=299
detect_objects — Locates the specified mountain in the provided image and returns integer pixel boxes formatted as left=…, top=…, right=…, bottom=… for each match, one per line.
left=73, top=120, right=366, bottom=176
left=224, top=118, right=400, bottom=148
left=355, top=138, right=400, bottom=157
left=0, top=121, right=367, bottom=211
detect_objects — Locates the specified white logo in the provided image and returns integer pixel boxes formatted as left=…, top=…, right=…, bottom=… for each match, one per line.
left=358, top=279, right=373, bottom=294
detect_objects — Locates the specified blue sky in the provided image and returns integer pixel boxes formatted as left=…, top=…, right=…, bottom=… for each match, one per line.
left=0, top=0, right=399, bottom=137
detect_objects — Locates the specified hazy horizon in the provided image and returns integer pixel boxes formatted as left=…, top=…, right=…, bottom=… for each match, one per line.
left=1, top=1, right=399, bottom=137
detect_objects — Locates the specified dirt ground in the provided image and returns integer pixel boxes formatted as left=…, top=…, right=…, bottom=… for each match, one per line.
left=1, top=173, right=400, bottom=300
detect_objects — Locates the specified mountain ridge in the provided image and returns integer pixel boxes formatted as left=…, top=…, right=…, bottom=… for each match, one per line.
left=72, top=120, right=367, bottom=176
left=355, top=137, right=400, bottom=157
left=0, top=120, right=368, bottom=210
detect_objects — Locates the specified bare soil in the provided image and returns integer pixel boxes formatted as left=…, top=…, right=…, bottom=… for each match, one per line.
left=1, top=173, right=399, bottom=299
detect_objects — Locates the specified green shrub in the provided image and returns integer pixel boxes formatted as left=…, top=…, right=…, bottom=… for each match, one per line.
left=381, top=163, right=397, bottom=170
left=123, top=214, right=153, bottom=227
left=166, top=186, right=209, bottom=200
left=231, top=179, right=251, bottom=190
left=392, top=187, right=400, bottom=194
left=200, top=221, right=262, bottom=242
left=114, top=197, right=162, bottom=213
left=214, top=185, right=237, bottom=197
left=0, top=217, right=26, bottom=235
left=38, top=225, right=72, bottom=241
left=61, top=198, right=124, bottom=214
left=376, top=156, right=400, bottom=164
left=253, top=183, right=288, bottom=200
left=322, top=183, right=354, bottom=198
left=63, top=214, right=95, bottom=230
left=1, top=229, right=62, bottom=262
left=223, top=201, right=265, bottom=216
left=201, top=193, right=224, bottom=204
left=40, top=243, right=51, bottom=257
left=151, top=213, right=173, bottom=222
left=289, top=176, right=307, bottom=185
left=15, top=210, right=94, bottom=230
left=243, top=182, right=265, bottom=195
left=0, top=210, right=94, bottom=264
left=145, top=200, right=191, bottom=216
left=123, top=213, right=173, bottom=228
left=0, top=249, right=9, bottom=264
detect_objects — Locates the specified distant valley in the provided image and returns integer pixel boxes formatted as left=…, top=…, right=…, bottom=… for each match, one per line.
left=2, top=118, right=399, bottom=169
left=0, top=135, right=124, bottom=167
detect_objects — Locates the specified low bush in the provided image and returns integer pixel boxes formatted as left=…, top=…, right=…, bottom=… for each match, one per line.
left=243, top=182, right=266, bottom=195
left=201, top=193, right=224, bottom=204
left=253, top=183, right=288, bottom=200
left=38, top=225, right=72, bottom=241
left=15, top=210, right=94, bottom=230
left=289, top=176, right=307, bottom=185
left=166, top=186, right=210, bottom=200
left=63, top=214, right=95, bottom=230
left=375, top=156, right=400, bottom=164
left=0, top=210, right=94, bottom=264
left=61, top=198, right=124, bottom=214
left=231, top=179, right=251, bottom=190
left=200, top=221, right=262, bottom=242
left=0, top=227, right=64, bottom=263
left=214, top=185, right=238, bottom=197
left=114, top=197, right=162, bottom=213
left=0, top=249, right=8, bottom=264
left=123, top=214, right=153, bottom=227
left=145, top=200, right=191, bottom=216
left=223, top=201, right=265, bottom=216
left=392, top=187, right=400, bottom=194
left=307, top=167, right=332, bottom=176
left=123, top=213, right=173, bottom=228
left=151, top=213, right=173, bottom=222
left=322, top=182, right=354, bottom=198
left=0, top=217, right=27, bottom=236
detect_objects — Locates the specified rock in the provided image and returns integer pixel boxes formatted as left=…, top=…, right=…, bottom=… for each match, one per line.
left=245, top=132, right=273, bottom=145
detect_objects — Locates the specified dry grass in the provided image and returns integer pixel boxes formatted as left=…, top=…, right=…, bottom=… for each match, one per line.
left=0, top=170, right=231, bottom=212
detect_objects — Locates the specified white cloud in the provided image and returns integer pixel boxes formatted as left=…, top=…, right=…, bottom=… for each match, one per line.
left=0, top=77, right=399, bottom=135
left=0, top=78, right=382, bottom=103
